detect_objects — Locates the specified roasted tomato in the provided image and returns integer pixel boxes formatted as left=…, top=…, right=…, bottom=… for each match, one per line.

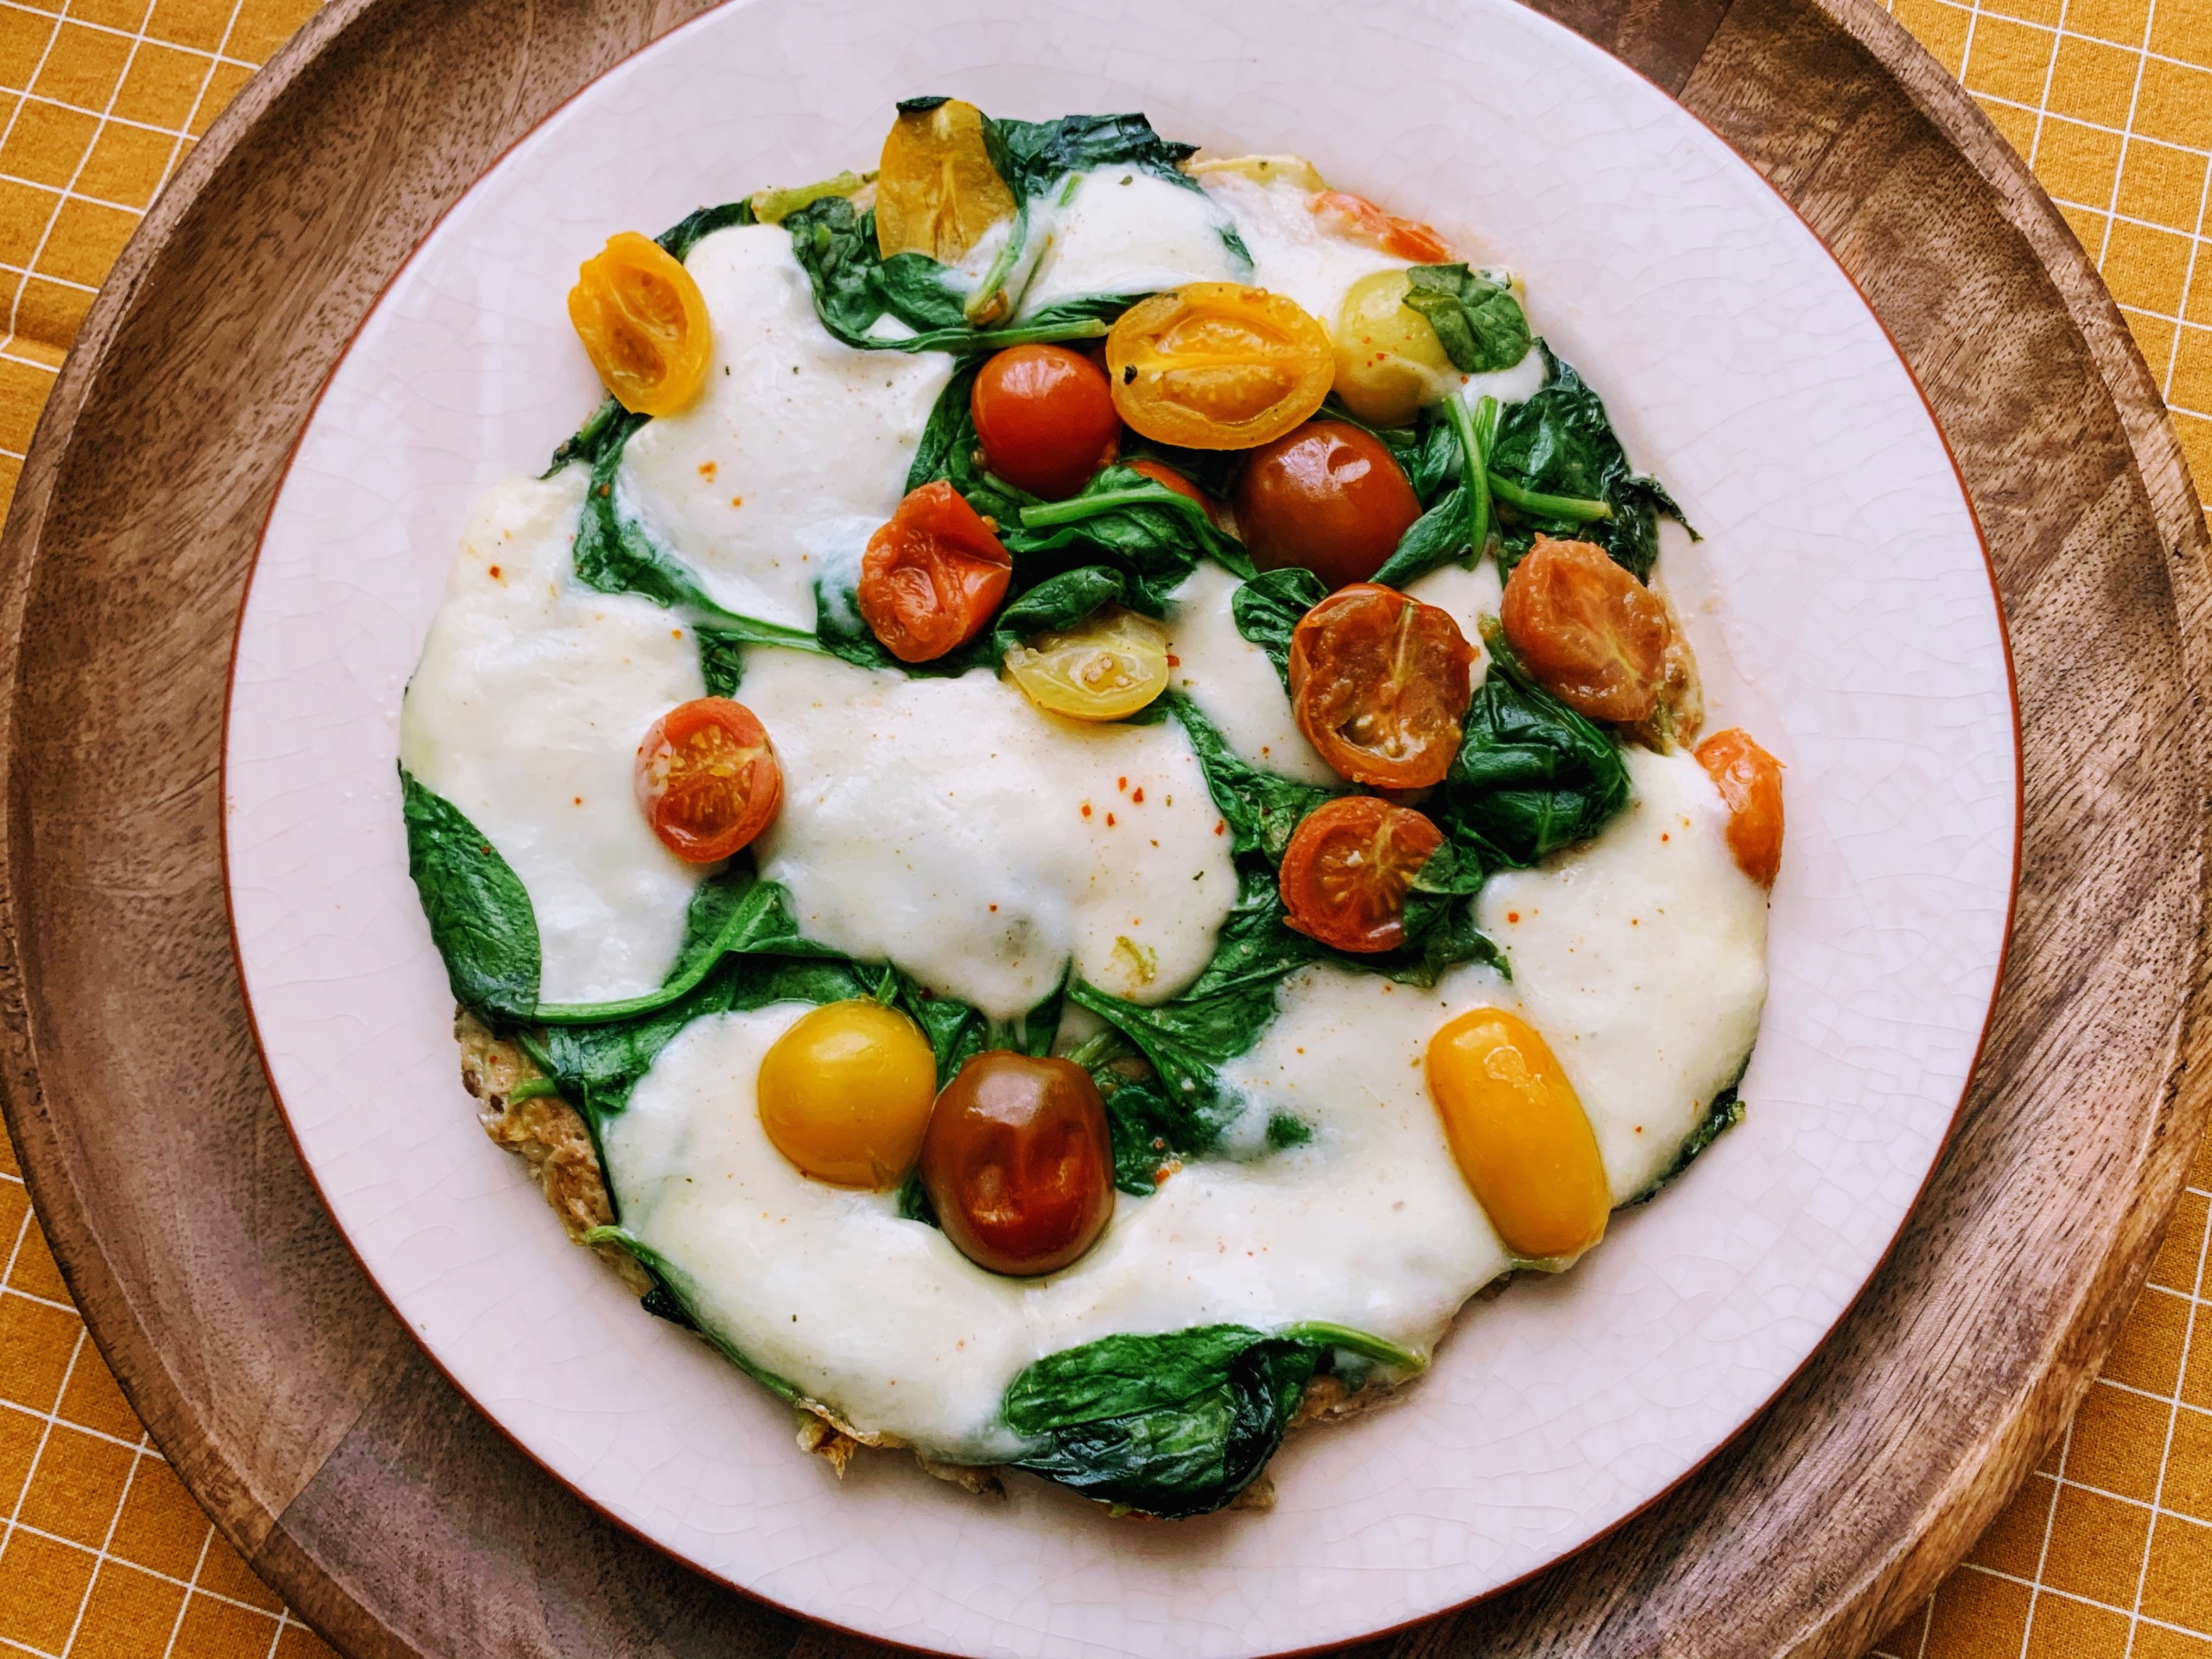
left=1498, top=535, right=1670, bottom=723
left=756, top=1000, right=939, bottom=1188
left=875, top=97, right=1017, bottom=263
left=1278, top=795, right=1444, bottom=953
left=1105, top=283, right=1333, bottom=451
left=1333, top=269, right=1458, bottom=427
left=970, top=344, right=1121, bottom=500
left=858, top=481, right=1014, bottom=663
left=919, top=1052, right=1115, bottom=1277
left=1235, top=421, right=1422, bottom=590
left=1004, top=605, right=1170, bottom=722
left=634, top=698, right=783, bottom=864
left=1310, top=191, right=1454, bottom=263
left=568, top=231, right=712, bottom=417
left=1126, top=458, right=1216, bottom=522
left=1288, top=584, right=1476, bottom=788
left=1426, top=1008, right=1610, bottom=1260
left=1695, top=728, right=1785, bottom=888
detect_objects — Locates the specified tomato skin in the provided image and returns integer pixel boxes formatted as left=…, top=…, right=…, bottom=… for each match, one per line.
left=1105, top=283, right=1334, bottom=451
left=1310, top=191, right=1454, bottom=263
left=634, top=698, right=783, bottom=864
left=919, top=1052, right=1115, bottom=1277
left=859, top=481, right=1014, bottom=663
left=568, top=231, right=712, bottom=417
left=1695, top=728, right=1785, bottom=888
left=875, top=97, right=1017, bottom=263
left=970, top=345, right=1122, bottom=500
left=1278, top=795, right=1444, bottom=952
left=1125, top=458, right=1216, bottom=522
left=1426, top=1008, right=1610, bottom=1260
left=1498, top=536, right=1671, bottom=723
left=756, top=1001, right=939, bottom=1188
left=1288, top=583, right=1476, bottom=788
left=1235, top=421, right=1422, bottom=590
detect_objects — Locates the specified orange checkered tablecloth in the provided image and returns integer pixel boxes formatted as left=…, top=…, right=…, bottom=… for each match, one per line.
left=0, top=1, right=2207, bottom=1655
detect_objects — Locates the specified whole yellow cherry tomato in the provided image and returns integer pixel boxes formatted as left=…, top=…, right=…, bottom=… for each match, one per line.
left=875, top=97, right=1017, bottom=263
left=568, top=231, right=712, bottom=417
left=1005, top=606, right=1170, bottom=722
left=1333, top=269, right=1459, bottom=427
left=756, top=1000, right=939, bottom=1188
left=1426, top=1008, right=1610, bottom=1260
left=1105, top=283, right=1334, bottom=451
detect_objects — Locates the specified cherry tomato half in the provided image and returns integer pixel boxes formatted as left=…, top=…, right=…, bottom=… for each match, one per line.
left=1105, top=283, right=1333, bottom=451
left=1278, top=795, right=1444, bottom=953
left=756, top=1000, right=938, bottom=1188
left=1695, top=728, right=1785, bottom=888
left=858, top=480, right=1014, bottom=663
left=634, top=698, right=783, bottom=864
left=1333, top=269, right=1458, bottom=428
left=970, top=344, right=1121, bottom=500
left=1003, top=605, right=1170, bottom=722
left=1288, top=583, right=1476, bottom=788
left=1235, top=421, right=1422, bottom=590
left=919, top=1051, right=1115, bottom=1277
left=1126, top=458, right=1216, bottom=522
left=1498, top=536, right=1671, bottom=724
left=1310, top=191, right=1454, bottom=263
left=568, top=231, right=712, bottom=417
left=875, top=97, right=1017, bottom=263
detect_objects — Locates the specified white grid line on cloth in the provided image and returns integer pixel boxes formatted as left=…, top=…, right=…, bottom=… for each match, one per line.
left=1, top=0, right=267, bottom=83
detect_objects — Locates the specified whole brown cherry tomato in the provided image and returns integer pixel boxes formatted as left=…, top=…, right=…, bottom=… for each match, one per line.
left=858, top=481, right=1013, bottom=663
left=1695, top=729, right=1785, bottom=888
left=1279, top=795, right=1444, bottom=952
left=1498, top=535, right=1670, bottom=723
left=1234, top=421, right=1422, bottom=590
left=1288, top=583, right=1476, bottom=788
left=970, top=344, right=1121, bottom=500
left=1126, top=458, right=1217, bottom=523
left=919, top=1052, right=1115, bottom=1277
left=634, top=698, right=783, bottom=864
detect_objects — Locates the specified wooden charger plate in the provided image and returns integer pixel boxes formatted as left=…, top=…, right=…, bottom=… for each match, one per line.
left=0, top=0, right=2205, bottom=1653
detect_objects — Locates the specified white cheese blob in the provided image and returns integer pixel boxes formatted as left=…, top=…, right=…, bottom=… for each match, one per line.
left=1014, top=169, right=1244, bottom=320
left=399, top=470, right=707, bottom=1003
left=616, top=225, right=952, bottom=629
left=1201, top=171, right=1406, bottom=331
left=1480, top=745, right=1769, bottom=1201
left=735, top=649, right=1238, bottom=1018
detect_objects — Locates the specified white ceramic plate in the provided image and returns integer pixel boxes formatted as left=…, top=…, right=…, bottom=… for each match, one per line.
left=223, top=0, right=2017, bottom=1652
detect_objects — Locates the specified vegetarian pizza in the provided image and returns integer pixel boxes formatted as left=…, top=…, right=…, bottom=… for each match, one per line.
left=399, top=98, right=1782, bottom=1519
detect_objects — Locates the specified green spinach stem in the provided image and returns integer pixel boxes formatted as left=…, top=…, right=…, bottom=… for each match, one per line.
left=1018, top=487, right=1212, bottom=531
left=1277, top=1321, right=1427, bottom=1373
left=1487, top=473, right=1613, bottom=523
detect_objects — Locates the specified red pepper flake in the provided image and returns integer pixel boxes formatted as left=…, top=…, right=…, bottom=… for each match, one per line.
left=1117, top=776, right=1128, bottom=791
left=730, top=495, right=744, bottom=508
left=1080, top=803, right=1093, bottom=818
left=989, top=903, right=998, bottom=912
left=487, top=564, right=502, bottom=580
left=1506, top=911, right=1520, bottom=924
left=1131, top=786, right=1144, bottom=803
left=1166, top=654, right=1181, bottom=667
left=698, top=461, right=718, bottom=480
left=1214, top=820, right=1225, bottom=835
left=1106, top=812, right=1117, bottom=826
left=1661, top=832, right=1671, bottom=842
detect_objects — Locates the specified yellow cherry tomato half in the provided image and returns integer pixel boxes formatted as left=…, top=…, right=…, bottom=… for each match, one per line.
left=756, top=1000, right=939, bottom=1189
left=568, top=231, right=712, bottom=417
left=1332, top=269, right=1459, bottom=428
left=875, top=97, right=1017, bottom=263
left=1004, top=605, right=1171, bottom=722
left=1105, top=282, right=1333, bottom=451
left=1426, top=1008, right=1610, bottom=1261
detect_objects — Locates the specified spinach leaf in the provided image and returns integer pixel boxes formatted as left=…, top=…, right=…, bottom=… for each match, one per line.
left=985, top=111, right=1202, bottom=200
left=1227, top=566, right=1325, bottom=690
left=895, top=965, right=1065, bottom=1089
left=1007, top=463, right=1254, bottom=598
left=401, top=770, right=541, bottom=1020
left=813, top=568, right=995, bottom=678
left=1369, top=394, right=1498, bottom=588
left=697, top=626, right=748, bottom=696
left=1400, top=265, right=1530, bottom=375
left=583, top=1225, right=807, bottom=1402
left=656, top=199, right=757, bottom=262
left=1167, top=694, right=1337, bottom=861
left=1627, top=1060, right=1750, bottom=1206
left=990, top=565, right=1126, bottom=661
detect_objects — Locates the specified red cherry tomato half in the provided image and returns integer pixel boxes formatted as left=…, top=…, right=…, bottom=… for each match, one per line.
left=1288, top=583, right=1476, bottom=788
left=1126, top=458, right=1217, bottom=523
left=1695, top=728, right=1785, bottom=888
left=1498, top=535, right=1671, bottom=723
left=1234, top=421, right=1422, bottom=590
left=919, top=1051, right=1115, bottom=1277
left=1279, top=795, right=1444, bottom=953
left=858, top=480, right=1014, bottom=663
left=970, top=343, right=1122, bottom=500
left=1310, top=191, right=1454, bottom=263
left=634, top=698, right=783, bottom=864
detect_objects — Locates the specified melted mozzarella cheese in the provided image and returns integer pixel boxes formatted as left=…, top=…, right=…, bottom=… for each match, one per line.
left=399, top=470, right=707, bottom=1003
left=1201, top=171, right=1406, bottom=330
left=616, top=226, right=951, bottom=629
left=1480, top=745, right=1769, bottom=1201
left=736, top=649, right=1237, bottom=1018
left=1014, top=169, right=1243, bottom=320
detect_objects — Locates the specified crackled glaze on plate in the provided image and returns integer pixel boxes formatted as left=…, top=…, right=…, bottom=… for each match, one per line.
left=221, top=0, right=2016, bottom=1652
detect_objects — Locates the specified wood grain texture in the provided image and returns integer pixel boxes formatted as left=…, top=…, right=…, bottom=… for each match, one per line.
left=0, top=0, right=2203, bottom=1654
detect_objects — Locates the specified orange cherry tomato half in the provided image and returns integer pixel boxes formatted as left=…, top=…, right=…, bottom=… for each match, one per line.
left=1278, top=795, right=1444, bottom=953
left=1288, top=583, right=1476, bottom=788
left=1310, top=191, right=1454, bottom=263
left=1234, top=421, right=1422, bottom=590
left=970, top=344, right=1122, bottom=500
left=919, top=1051, right=1115, bottom=1277
left=1105, top=282, right=1333, bottom=451
left=1126, top=458, right=1216, bottom=522
left=634, top=698, right=783, bottom=864
left=1498, top=536, right=1671, bottom=724
left=568, top=231, right=712, bottom=417
left=858, top=480, right=1014, bottom=663
left=1695, top=728, right=1785, bottom=888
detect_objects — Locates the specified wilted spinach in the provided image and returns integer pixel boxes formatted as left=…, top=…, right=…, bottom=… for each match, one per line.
left=1401, top=264, right=1530, bottom=375
left=1228, top=566, right=1325, bottom=691
left=985, top=111, right=1202, bottom=200
left=401, top=769, right=539, bottom=1020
